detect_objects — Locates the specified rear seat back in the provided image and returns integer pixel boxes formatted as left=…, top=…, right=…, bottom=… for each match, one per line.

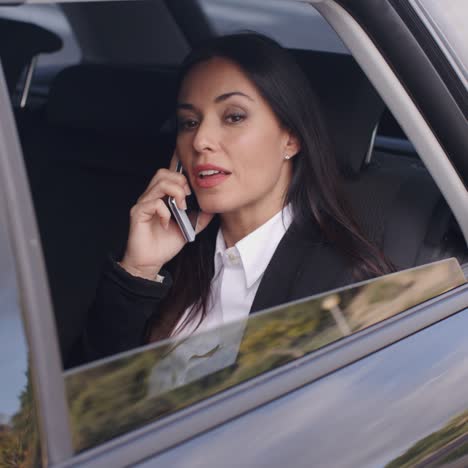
left=18, top=64, right=178, bottom=360
left=293, top=50, right=465, bottom=270
left=292, top=50, right=384, bottom=176
left=344, top=152, right=465, bottom=270
left=0, top=17, right=62, bottom=95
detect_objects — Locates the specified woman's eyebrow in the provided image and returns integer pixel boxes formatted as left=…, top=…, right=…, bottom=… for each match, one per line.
left=214, top=91, right=254, bottom=103
left=177, top=91, right=253, bottom=110
left=176, top=103, right=196, bottom=111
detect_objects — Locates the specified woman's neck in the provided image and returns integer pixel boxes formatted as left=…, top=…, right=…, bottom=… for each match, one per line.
left=219, top=162, right=293, bottom=248
left=220, top=200, right=286, bottom=248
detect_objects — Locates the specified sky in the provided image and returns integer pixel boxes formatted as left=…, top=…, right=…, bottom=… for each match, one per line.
left=0, top=223, right=28, bottom=424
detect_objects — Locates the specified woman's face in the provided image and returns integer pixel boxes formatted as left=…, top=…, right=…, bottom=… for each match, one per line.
left=176, top=57, right=299, bottom=218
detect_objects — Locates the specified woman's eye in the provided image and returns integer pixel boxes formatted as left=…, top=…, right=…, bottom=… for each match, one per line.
left=225, top=113, right=246, bottom=124
left=178, top=119, right=198, bottom=131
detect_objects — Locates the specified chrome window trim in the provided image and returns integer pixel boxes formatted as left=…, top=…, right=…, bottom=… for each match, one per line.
left=0, top=62, right=73, bottom=464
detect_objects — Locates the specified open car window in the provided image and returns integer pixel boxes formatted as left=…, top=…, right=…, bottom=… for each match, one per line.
left=2, top=0, right=466, bottom=349
left=2, top=0, right=465, bottom=367
left=65, top=258, right=465, bottom=453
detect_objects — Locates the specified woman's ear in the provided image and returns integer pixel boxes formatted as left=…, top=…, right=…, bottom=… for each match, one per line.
left=283, top=131, right=301, bottom=159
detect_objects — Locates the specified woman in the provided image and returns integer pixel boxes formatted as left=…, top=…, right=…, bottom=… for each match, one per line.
left=76, top=33, right=392, bottom=364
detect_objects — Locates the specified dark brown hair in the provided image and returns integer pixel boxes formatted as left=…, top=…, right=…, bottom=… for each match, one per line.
left=149, top=33, right=393, bottom=341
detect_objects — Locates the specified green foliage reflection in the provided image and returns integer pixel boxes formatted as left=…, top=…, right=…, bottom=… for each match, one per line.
left=0, top=369, right=41, bottom=468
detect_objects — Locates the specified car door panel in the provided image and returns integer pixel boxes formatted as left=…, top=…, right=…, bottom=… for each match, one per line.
left=135, top=307, right=468, bottom=468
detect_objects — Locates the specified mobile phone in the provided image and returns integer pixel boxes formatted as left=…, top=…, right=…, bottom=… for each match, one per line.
left=168, top=160, right=200, bottom=242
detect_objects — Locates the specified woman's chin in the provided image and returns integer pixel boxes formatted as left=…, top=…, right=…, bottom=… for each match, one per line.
left=198, top=199, right=237, bottom=215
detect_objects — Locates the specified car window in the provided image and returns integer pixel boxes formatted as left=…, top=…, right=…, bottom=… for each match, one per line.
left=65, top=259, right=465, bottom=453
left=0, top=201, right=41, bottom=466
left=197, top=0, right=348, bottom=54
left=5, top=0, right=466, bottom=363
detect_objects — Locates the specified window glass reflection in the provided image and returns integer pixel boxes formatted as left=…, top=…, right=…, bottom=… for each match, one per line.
left=65, top=258, right=465, bottom=453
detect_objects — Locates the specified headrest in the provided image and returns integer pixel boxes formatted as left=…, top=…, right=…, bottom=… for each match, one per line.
left=292, top=50, right=385, bottom=176
left=0, top=18, right=62, bottom=93
left=47, top=64, right=177, bottom=136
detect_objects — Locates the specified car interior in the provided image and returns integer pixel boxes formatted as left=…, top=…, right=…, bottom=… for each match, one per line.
left=0, top=0, right=466, bottom=367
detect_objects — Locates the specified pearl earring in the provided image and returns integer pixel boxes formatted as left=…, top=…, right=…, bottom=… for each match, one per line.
left=284, top=155, right=291, bottom=160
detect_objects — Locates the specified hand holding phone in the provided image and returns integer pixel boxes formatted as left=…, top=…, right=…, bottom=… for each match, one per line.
left=120, top=154, right=213, bottom=280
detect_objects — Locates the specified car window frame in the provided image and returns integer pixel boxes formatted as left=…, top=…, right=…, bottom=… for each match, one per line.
left=0, top=61, right=73, bottom=464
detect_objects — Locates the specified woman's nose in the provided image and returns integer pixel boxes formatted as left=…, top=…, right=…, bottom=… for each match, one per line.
left=192, top=118, right=217, bottom=153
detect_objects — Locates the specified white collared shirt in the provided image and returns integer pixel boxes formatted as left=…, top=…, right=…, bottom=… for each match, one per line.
left=172, top=205, right=293, bottom=338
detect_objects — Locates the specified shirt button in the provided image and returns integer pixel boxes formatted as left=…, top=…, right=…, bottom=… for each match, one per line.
left=226, top=251, right=240, bottom=265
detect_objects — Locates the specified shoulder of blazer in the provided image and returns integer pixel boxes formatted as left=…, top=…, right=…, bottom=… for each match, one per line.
left=250, top=222, right=354, bottom=314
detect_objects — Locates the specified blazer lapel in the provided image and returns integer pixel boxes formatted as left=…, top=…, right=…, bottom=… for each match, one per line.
left=250, top=223, right=323, bottom=314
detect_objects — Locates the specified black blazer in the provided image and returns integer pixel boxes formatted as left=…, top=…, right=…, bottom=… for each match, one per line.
left=73, top=222, right=357, bottom=366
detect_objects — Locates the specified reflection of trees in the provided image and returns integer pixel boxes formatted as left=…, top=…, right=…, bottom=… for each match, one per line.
left=386, top=410, right=468, bottom=468
left=66, top=259, right=465, bottom=454
left=0, top=369, right=40, bottom=468
left=65, top=292, right=374, bottom=452
left=67, top=302, right=334, bottom=452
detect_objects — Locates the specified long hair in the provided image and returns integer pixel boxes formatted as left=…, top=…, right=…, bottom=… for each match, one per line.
left=149, top=33, right=393, bottom=341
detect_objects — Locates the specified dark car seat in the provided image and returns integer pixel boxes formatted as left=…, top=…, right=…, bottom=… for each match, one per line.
left=0, top=17, right=62, bottom=95
left=18, top=64, right=178, bottom=362
left=293, top=49, right=466, bottom=271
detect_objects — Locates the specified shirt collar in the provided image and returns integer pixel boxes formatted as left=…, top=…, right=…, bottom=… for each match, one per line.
left=214, top=205, right=293, bottom=289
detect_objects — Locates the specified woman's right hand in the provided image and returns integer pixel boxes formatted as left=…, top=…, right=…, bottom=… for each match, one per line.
left=120, top=158, right=213, bottom=280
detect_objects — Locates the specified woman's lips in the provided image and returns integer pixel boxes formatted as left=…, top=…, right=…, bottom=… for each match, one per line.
left=193, top=164, right=231, bottom=189
left=195, top=172, right=230, bottom=189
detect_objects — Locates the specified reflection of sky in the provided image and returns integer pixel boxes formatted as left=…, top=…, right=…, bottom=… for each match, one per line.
left=147, top=320, right=246, bottom=398
left=137, top=309, right=468, bottom=468
left=0, top=227, right=28, bottom=424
